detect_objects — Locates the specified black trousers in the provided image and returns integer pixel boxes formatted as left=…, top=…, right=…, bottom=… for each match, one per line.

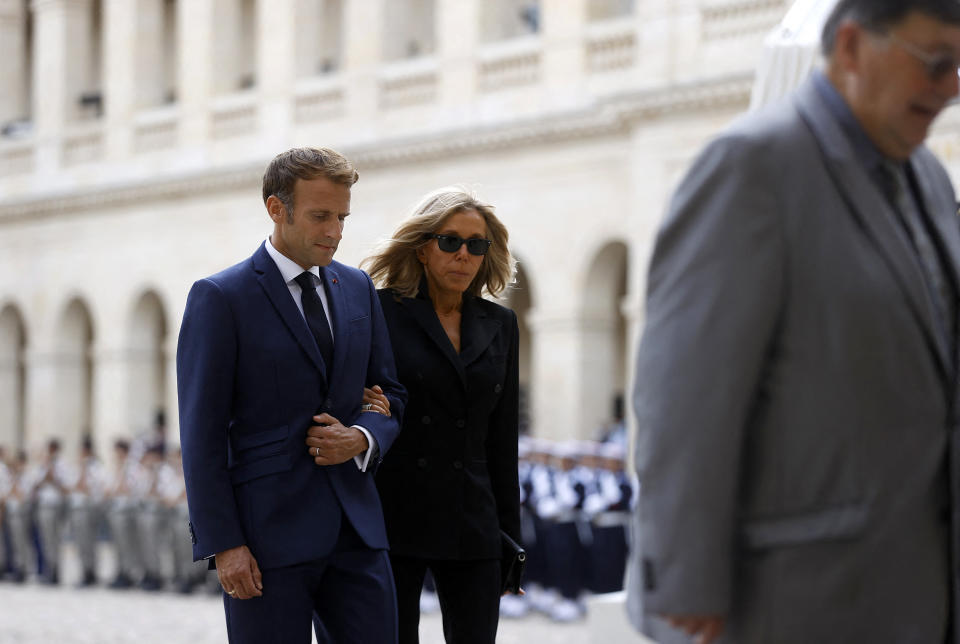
left=390, top=554, right=501, bottom=644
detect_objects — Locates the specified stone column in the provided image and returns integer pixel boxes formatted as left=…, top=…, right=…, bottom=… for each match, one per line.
left=164, top=336, right=179, bottom=448
left=102, top=0, right=135, bottom=160
left=30, top=0, right=83, bottom=172
left=176, top=0, right=214, bottom=155
left=257, top=0, right=296, bottom=151
left=0, top=0, right=29, bottom=125
left=342, top=0, right=384, bottom=122
left=23, top=345, right=58, bottom=449
left=540, top=0, right=587, bottom=108
left=436, top=0, right=479, bottom=120
left=0, top=311, right=25, bottom=450
left=90, top=341, right=129, bottom=461
left=527, top=307, right=584, bottom=442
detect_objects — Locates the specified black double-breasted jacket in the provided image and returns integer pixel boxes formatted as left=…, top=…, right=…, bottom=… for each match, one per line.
left=375, top=283, right=521, bottom=561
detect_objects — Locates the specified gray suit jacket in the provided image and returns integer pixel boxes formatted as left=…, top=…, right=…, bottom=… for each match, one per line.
left=629, top=76, right=960, bottom=644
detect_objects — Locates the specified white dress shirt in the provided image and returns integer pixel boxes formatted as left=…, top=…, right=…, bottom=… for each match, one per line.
left=265, top=237, right=378, bottom=471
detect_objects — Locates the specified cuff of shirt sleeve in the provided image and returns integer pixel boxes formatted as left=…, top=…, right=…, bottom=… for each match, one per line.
left=351, top=425, right=379, bottom=472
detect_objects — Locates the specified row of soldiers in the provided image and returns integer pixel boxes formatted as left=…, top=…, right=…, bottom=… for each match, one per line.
left=0, top=437, right=207, bottom=592
left=500, top=436, right=637, bottom=622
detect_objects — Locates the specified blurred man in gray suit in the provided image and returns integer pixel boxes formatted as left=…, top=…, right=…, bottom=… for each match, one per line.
left=630, top=1, right=960, bottom=643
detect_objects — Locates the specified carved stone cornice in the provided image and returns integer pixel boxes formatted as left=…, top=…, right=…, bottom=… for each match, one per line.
left=0, top=72, right=752, bottom=221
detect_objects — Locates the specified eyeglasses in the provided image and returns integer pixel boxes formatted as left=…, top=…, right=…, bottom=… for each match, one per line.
left=886, top=33, right=960, bottom=82
left=425, top=233, right=493, bottom=256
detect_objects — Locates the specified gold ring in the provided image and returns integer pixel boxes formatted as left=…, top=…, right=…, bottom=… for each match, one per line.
left=362, top=403, right=373, bottom=411
left=227, top=589, right=237, bottom=596
left=314, top=447, right=320, bottom=457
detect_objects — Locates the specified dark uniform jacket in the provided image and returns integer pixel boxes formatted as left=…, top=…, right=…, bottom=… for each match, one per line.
left=375, top=282, right=520, bottom=560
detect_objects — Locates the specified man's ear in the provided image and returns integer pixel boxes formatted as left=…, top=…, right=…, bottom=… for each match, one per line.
left=265, top=195, right=286, bottom=223
left=831, top=20, right=866, bottom=75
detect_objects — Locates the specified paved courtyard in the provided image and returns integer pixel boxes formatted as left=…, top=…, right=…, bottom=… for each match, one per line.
left=0, top=583, right=594, bottom=644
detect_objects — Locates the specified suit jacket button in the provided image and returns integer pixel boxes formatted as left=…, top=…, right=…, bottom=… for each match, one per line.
left=456, top=419, right=466, bottom=428
left=453, top=460, right=463, bottom=470
left=417, top=457, right=428, bottom=469
left=422, top=415, right=431, bottom=425
left=494, top=384, right=502, bottom=393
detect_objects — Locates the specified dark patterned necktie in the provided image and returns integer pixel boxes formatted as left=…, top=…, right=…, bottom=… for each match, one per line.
left=294, top=271, right=334, bottom=369
left=880, top=161, right=955, bottom=355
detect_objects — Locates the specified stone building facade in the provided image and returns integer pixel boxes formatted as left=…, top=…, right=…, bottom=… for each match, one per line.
left=1, top=0, right=958, bottom=460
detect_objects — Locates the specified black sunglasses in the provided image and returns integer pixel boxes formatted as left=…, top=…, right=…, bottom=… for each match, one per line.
left=425, top=234, right=493, bottom=256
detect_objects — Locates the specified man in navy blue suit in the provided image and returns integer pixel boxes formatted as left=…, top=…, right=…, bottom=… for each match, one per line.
left=177, top=147, right=406, bottom=643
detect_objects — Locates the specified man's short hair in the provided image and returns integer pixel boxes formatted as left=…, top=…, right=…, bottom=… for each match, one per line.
left=261, top=147, right=358, bottom=217
left=821, top=0, right=960, bottom=55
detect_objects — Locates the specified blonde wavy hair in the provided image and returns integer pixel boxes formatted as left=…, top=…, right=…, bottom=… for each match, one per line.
left=363, top=186, right=514, bottom=299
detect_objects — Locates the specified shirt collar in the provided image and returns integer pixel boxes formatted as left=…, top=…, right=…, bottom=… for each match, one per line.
left=264, top=237, right=320, bottom=285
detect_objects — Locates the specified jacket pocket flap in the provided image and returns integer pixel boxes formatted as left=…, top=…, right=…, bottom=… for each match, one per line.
left=232, top=425, right=289, bottom=452
left=742, top=503, right=867, bottom=550
left=229, top=453, right=293, bottom=485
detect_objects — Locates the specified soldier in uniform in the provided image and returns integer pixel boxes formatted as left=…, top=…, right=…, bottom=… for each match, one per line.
left=584, top=442, right=634, bottom=594
left=136, top=445, right=166, bottom=590
left=34, top=439, right=70, bottom=584
left=158, top=446, right=206, bottom=593
left=67, top=436, right=107, bottom=587
left=4, top=450, right=34, bottom=582
left=105, top=439, right=143, bottom=589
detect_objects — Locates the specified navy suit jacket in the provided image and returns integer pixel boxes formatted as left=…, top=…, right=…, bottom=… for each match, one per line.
left=177, top=242, right=406, bottom=570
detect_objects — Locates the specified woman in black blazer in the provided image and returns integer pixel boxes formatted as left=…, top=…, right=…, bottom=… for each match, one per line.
left=362, top=187, right=521, bottom=644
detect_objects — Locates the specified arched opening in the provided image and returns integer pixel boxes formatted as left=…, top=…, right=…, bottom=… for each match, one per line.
left=213, top=0, right=257, bottom=93
left=74, top=0, right=104, bottom=121
left=126, top=291, right=168, bottom=442
left=580, top=241, right=628, bottom=440
left=56, top=299, right=95, bottom=446
left=0, top=0, right=33, bottom=137
left=295, top=0, right=343, bottom=77
left=136, top=0, right=178, bottom=107
left=382, top=0, right=436, bottom=61
left=0, top=305, right=27, bottom=450
left=480, top=0, right=540, bottom=43
left=587, top=0, right=635, bottom=22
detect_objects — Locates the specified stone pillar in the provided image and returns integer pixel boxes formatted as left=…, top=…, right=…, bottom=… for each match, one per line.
left=342, top=0, right=384, bottom=123
left=0, top=310, right=25, bottom=450
left=90, top=342, right=129, bottom=461
left=0, top=0, right=29, bottom=125
left=540, top=0, right=587, bottom=108
left=257, top=0, right=295, bottom=151
left=102, top=0, right=135, bottom=160
left=527, top=307, right=584, bottom=442
left=177, top=0, right=214, bottom=154
left=436, top=0, right=479, bottom=119
left=23, top=345, right=58, bottom=449
left=31, top=0, right=80, bottom=172
left=164, top=336, right=179, bottom=448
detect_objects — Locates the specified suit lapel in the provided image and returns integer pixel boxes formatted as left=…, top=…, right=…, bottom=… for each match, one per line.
left=794, top=80, right=952, bottom=379
left=405, top=290, right=468, bottom=389
left=251, top=243, right=328, bottom=379
left=322, top=263, right=349, bottom=382
left=459, top=296, right=503, bottom=368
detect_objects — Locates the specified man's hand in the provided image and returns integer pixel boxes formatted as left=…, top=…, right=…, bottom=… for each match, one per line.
left=215, top=545, right=263, bottom=600
left=362, top=385, right=391, bottom=417
left=306, top=413, right=369, bottom=465
left=663, top=615, right=725, bottom=644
